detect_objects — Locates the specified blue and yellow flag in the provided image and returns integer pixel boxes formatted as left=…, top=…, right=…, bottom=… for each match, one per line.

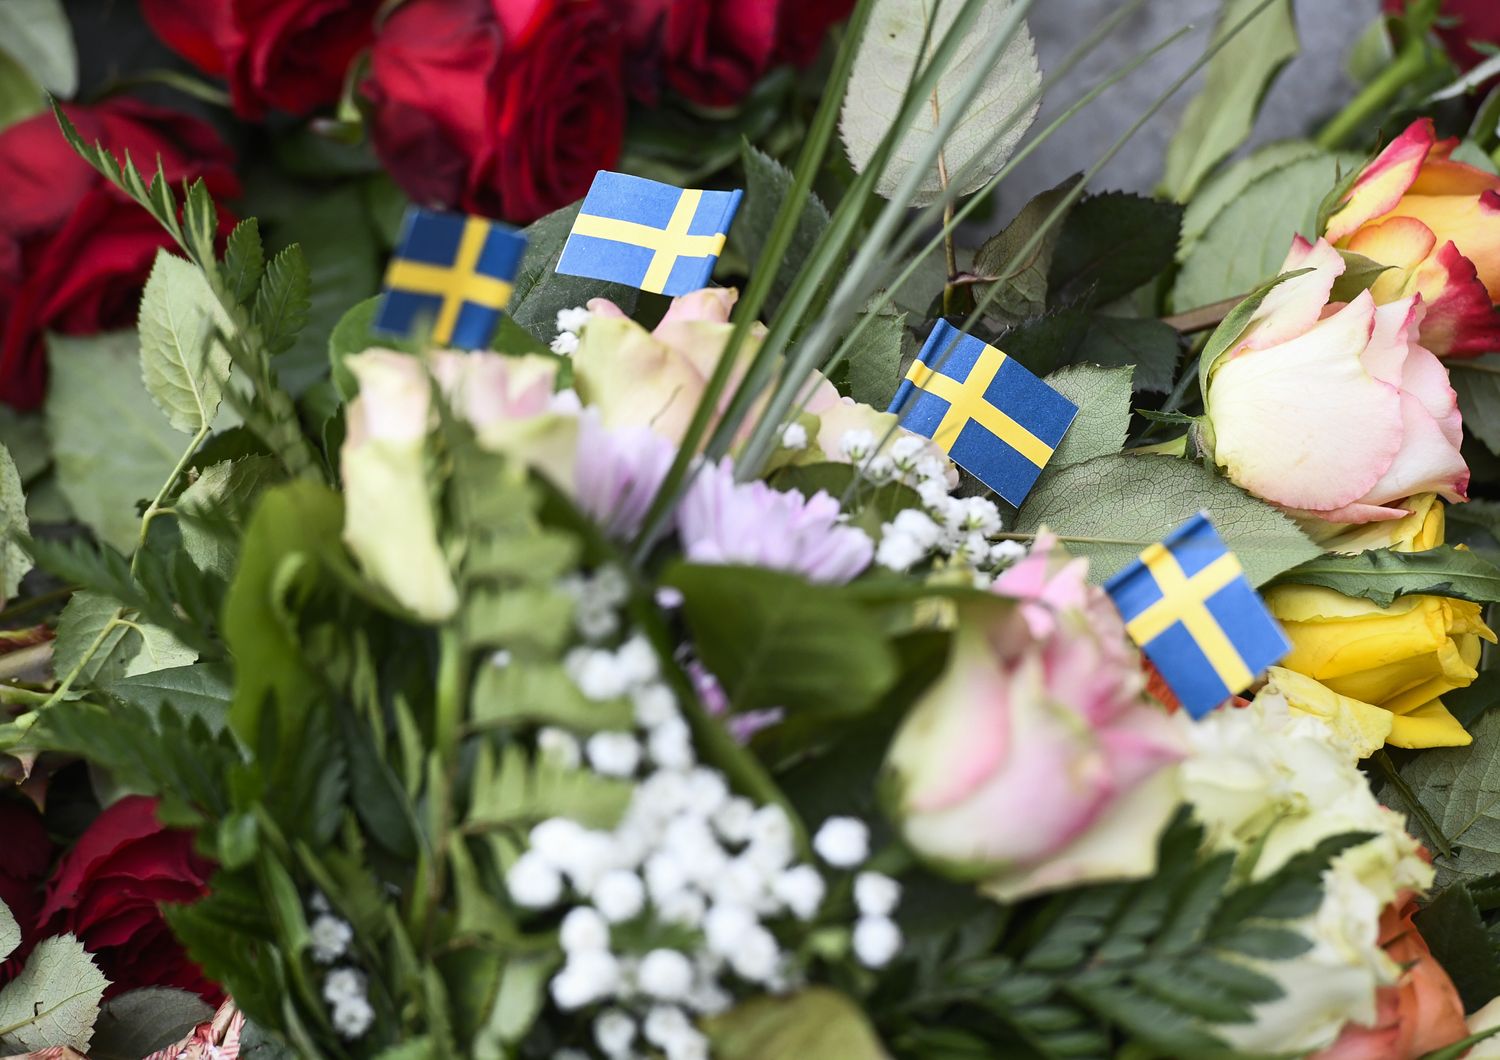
left=888, top=321, right=1077, bottom=506
left=1105, top=513, right=1290, bottom=719
left=373, top=207, right=527, bottom=350
left=555, top=172, right=742, bottom=297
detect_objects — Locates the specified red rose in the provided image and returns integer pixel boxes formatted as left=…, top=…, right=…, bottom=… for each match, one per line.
left=365, top=0, right=626, bottom=223
left=141, top=0, right=380, bottom=118
left=772, top=0, right=857, bottom=67
left=0, top=101, right=238, bottom=409
left=0, top=799, right=54, bottom=982
left=37, top=796, right=219, bottom=1002
left=1384, top=0, right=1500, bottom=72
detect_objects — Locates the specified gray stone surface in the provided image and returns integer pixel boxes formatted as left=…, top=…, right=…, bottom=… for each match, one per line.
left=999, top=0, right=1380, bottom=209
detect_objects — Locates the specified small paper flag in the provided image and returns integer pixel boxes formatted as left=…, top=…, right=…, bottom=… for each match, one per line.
left=887, top=320, right=1078, bottom=505
left=555, top=171, right=742, bottom=297
left=1105, top=513, right=1290, bottom=719
left=373, top=207, right=527, bottom=350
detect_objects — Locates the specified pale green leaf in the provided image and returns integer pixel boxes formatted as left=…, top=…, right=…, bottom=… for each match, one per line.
left=841, top=0, right=1040, bottom=205
left=972, top=177, right=1079, bottom=323
left=1014, top=454, right=1320, bottom=585
left=707, top=988, right=889, bottom=1060
left=0, top=0, right=77, bottom=97
left=0, top=49, right=43, bottom=132
left=45, top=332, right=181, bottom=552
left=0, top=444, right=30, bottom=599
left=1160, top=0, right=1298, bottom=201
left=104, top=662, right=233, bottom=731
left=1178, top=140, right=1325, bottom=256
left=1043, top=364, right=1132, bottom=470
left=90, top=988, right=213, bottom=1060
left=0, top=901, right=17, bottom=963
left=0, top=934, right=108, bottom=1052
left=843, top=304, right=908, bottom=408
left=1271, top=547, right=1500, bottom=607
left=1173, top=151, right=1356, bottom=311
left=1452, top=359, right=1500, bottom=457
left=1390, top=710, right=1500, bottom=890
left=177, top=456, right=283, bottom=578
left=54, top=591, right=197, bottom=689
left=138, top=250, right=233, bottom=433
left=509, top=202, right=638, bottom=343
left=736, top=144, right=832, bottom=314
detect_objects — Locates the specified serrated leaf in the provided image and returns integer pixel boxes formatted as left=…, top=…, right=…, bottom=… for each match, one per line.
left=840, top=0, right=1040, bottom=206
left=1160, top=0, right=1298, bottom=201
left=972, top=176, right=1079, bottom=323
left=138, top=250, right=233, bottom=433
left=223, top=219, right=266, bottom=306
left=1042, top=364, right=1132, bottom=470
left=0, top=933, right=108, bottom=1052
left=1174, top=151, right=1354, bottom=312
left=467, top=742, right=631, bottom=833
left=1392, top=710, right=1500, bottom=890
left=104, top=662, right=233, bottom=730
left=54, top=591, right=197, bottom=689
left=1049, top=192, right=1183, bottom=308
left=0, top=901, right=17, bottom=963
left=0, top=0, right=76, bottom=97
left=1270, top=546, right=1500, bottom=607
left=1452, top=359, right=1500, bottom=457
left=0, top=444, right=31, bottom=600
left=1414, top=883, right=1500, bottom=1011
left=1013, top=454, right=1320, bottom=586
left=843, top=304, right=908, bottom=408
left=45, top=332, right=182, bottom=552
left=1178, top=141, right=1326, bottom=256
left=89, top=987, right=213, bottom=1060
left=253, top=245, right=312, bottom=357
left=177, top=456, right=283, bottom=579
left=707, top=988, right=889, bottom=1060
left=736, top=144, right=832, bottom=314
left=1001, top=310, right=1180, bottom=393
left=508, top=201, right=638, bottom=343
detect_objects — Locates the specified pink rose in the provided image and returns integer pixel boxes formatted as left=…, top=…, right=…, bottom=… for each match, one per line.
left=884, top=534, right=1188, bottom=900
left=1203, top=237, right=1467, bottom=525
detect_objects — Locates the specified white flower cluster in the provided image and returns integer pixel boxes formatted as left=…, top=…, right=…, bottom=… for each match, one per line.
left=552, top=305, right=594, bottom=356
left=874, top=485, right=1024, bottom=578
left=500, top=586, right=900, bottom=1058
left=561, top=565, right=632, bottom=643
left=306, top=894, right=374, bottom=1040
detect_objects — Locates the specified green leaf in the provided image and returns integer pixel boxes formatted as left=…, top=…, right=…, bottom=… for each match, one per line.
left=1329, top=250, right=1393, bottom=303
left=1160, top=0, right=1298, bottom=200
left=104, top=662, right=233, bottom=730
left=736, top=144, right=832, bottom=314
left=471, top=660, right=634, bottom=733
left=707, top=988, right=889, bottom=1060
left=1196, top=267, right=1313, bottom=395
left=665, top=563, right=898, bottom=716
left=1014, top=453, right=1320, bottom=586
left=1177, top=140, right=1326, bottom=256
left=842, top=303, right=908, bottom=408
left=0, top=934, right=109, bottom=1052
left=54, top=591, right=197, bottom=688
left=1049, top=192, right=1183, bottom=308
left=0, top=49, right=43, bottom=133
left=508, top=201, right=639, bottom=343
left=1174, top=151, right=1353, bottom=311
left=223, top=219, right=266, bottom=306
left=840, top=0, right=1040, bottom=205
left=0, top=443, right=30, bottom=599
left=0, top=901, right=17, bottom=963
left=138, top=250, right=234, bottom=433
left=1271, top=546, right=1500, bottom=607
left=972, top=176, right=1080, bottom=324
left=1001, top=310, right=1180, bottom=393
left=177, top=456, right=283, bottom=579
left=1413, top=883, right=1500, bottom=1011
left=1452, top=358, right=1500, bottom=457
left=1391, top=710, right=1500, bottom=889
left=89, top=988, right=214, bottom=1060
left=45, top=332, right=182, bottom=552
left=1042, top=364, right=1133, bottom=470
left=253, top=245, right=313, bottom=358
left=466, top=742, right=632, bottom=833
left=0, top=0, right=77, bottom=97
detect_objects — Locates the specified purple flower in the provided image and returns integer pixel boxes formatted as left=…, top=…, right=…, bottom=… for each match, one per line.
left=684, top=657, right=783, bottom=743
left=676, top=459, right=873, bottom=584
left=572, top=413, right=676, bottom=541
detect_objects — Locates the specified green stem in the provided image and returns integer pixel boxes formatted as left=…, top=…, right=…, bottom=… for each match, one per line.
left=0, top=585, right=78, bottom=624
left=423, top=625, right=467, bottom=950
left=990, top=531, right=1168, bottom=547
left=0, top=684, right=50, bottom=706
left=1315, top=38, right=1429, bottom=150
left=133, top=425, right=210, bottom=576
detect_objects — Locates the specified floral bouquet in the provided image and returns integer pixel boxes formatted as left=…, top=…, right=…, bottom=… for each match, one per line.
left=8, top=0, right=1500, bottom=1058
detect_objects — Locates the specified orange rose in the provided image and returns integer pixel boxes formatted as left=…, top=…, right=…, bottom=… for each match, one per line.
left=1312, top=896, right=1467, bottom=1059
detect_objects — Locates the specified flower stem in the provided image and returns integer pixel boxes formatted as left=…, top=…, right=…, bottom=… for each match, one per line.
left=1314, top=38, right=1429, bottom=150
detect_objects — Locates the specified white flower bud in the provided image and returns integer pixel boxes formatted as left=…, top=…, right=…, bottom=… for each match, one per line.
left=840, top=429, right=876, bottom=460
left=712, top=797, right=756, bottom=844
left=703, top=903, right=756, bottom=956
left=643, top=1005, right=692, bottom=1048
left=730, top=925, right=781, bottom=983
left=644, top=852, right=690, bottom=903
left=506, top=852, right=563, bottom=908
left=586, top=731, right=642, bottom=777
left=853, top=915, right=902, bottom=967
left=322, top=967, right=366, bottom=1005
left=593, top=1008, right=635, bottom=1058
left=593, top=869, right=646, bottom=922
left=813, top=816, right=870, bottom=868
left=309, top=914, right=353, bottom=964
left=649, top=717, right=696, bottom=771
left=331, top=996, right=374, bottom=1039
left=683, top=768, right=729, bottom=816
left=638, top=948, right=695, bottom=1000
left=615, top=635, right=659, bottom=686
left=550, top=331, right=580, bottom=356
left=550, top=950, right=621, bottom=1010
left=632, top=682, right=679, bottom=728
left=772, top=864, right=826, bottom=921
left=854, top=872, right=902, bottom=917
left=656, top=888, right=707, bottom=928
left=780, top=422, right=808, bottom=450
left=537, top=727, right=582, bottom=769
left=556, top=306, right=592, bottom=335
left=560, top=906, right=610, bottom=953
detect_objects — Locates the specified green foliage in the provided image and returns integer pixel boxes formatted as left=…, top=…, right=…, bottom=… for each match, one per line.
left=0, top=935, right=109, bottom=1053
left=253, top=246, right=314, bottom=358
left=90, top=989, right=215, bottom=1060
left=52, top=589, right=195, bottom=685
left=0, top=0, right=76, bottom=98
left=466, top=740, right=632, bottom=834
left=1048, top=192, right=1183, bottom=308
left=177, top=456, right=284, bottom=579
left=1014, top=454, right=1320, bottom=586
left=0, top=443, right=30, bottom=599
left=838, top=303, right=909, bottom=409
left=1000, top=309, right=1180, bottom=393
left=223, top=220, right=267, bottom=305
left=883, top=817, right=1363, bottom=1059
left=105, top=662, right=233, bottom=730
left=1160, top=0, right=1298, bottom=200
left=137, top=250, right=234, bottom=434
left=0, top=901, right=17, bottom=961
left=709, top=988, right=888, bottom=1059
left=1271, top=546, right=1500, bottom=607
left=1041, top=364, right=1133, bottom=470
left=508, top=202, right=639, bottom=342
left=736, top=144, right=833, bottom=315
left=1177, top=141, right=1324, bottom=257
left=972, top=177, right=1080, bottom=324
left=666, top=562, right=899, bottom=717
left=1452, top=358, right=1500, bottom=457
left=1413, top=879, right=1500, bottom=1012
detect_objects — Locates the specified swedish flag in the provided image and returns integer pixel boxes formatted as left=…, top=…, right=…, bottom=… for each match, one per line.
left=373, top=207, right=527, bottom=350
left=555, top=172, right=742, bottom=297
left=888, top=321, right=1077, bottom=506
left=1105, top=513, right=1291, bottom=719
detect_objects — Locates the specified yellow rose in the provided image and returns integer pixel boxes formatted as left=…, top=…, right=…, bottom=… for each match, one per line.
left=1264, top=584, right=1493, bottom=749
left=1307, top=492, right=1444, bottom=556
